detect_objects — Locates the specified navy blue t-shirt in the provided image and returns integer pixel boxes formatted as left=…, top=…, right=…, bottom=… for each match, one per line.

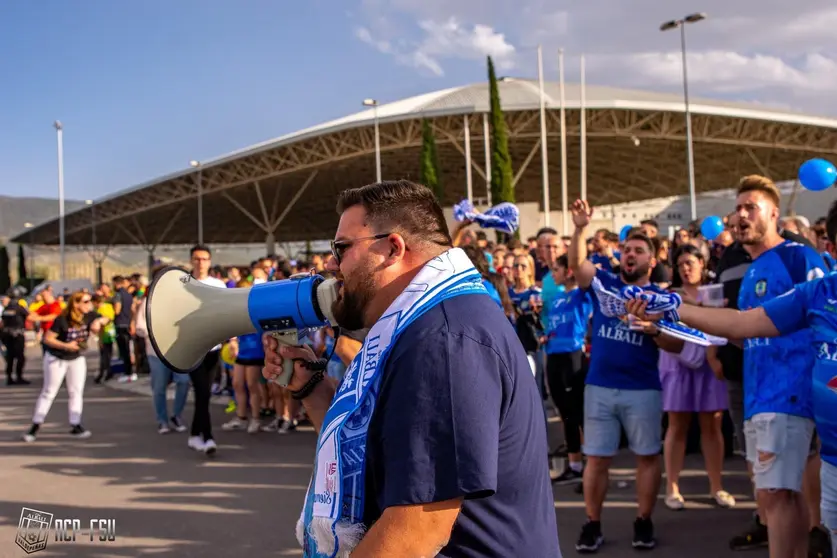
left=362, top=294, right=561, bottom=558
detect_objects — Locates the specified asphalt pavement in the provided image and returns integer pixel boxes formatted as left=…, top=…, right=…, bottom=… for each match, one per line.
left=0, top=347, right=765, bottom=557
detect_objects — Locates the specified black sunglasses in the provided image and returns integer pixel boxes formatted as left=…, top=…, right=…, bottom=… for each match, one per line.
left=330, top=233, right=392, bottom=265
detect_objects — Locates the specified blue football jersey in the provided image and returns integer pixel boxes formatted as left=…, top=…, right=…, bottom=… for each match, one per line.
left=763, top=274, right=837, bottom=467
left=586, top=268, right=667, bottom=391
left=544, top=288, right=592, bottom=355
left=738, top=241, right=827, bottom=420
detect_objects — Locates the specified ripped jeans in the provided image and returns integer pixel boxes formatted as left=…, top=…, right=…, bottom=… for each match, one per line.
left=821, top=460, right=837, bottom=557
left=744, top=412, right=814, bottom=491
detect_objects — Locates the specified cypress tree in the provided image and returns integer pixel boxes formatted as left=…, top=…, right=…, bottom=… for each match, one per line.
left=419, top=119, right=443, bottom=202
left=0, top=245, right=11, bottom=294
left=488, top=56, right=514, bottom=205
left=17, top=244, right=27, bottom=287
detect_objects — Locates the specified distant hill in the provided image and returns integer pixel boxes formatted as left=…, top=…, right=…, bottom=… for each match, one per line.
left=0, top=194, right=332, bottom=282
left=0, top=195, right=86, bottom=241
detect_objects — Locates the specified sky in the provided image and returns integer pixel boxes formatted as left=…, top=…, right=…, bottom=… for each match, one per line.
left=1, top=0, right=835, bottom=202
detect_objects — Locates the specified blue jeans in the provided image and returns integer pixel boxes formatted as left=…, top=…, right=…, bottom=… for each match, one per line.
left=148, top=356, right=190, bottom=425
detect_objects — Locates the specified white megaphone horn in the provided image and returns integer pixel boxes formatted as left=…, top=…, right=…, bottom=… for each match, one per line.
left=145, top=267, right=339, bottom=386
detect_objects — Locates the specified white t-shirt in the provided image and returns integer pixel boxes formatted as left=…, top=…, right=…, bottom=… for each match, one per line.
left=197, top=275, right=227, bottom=351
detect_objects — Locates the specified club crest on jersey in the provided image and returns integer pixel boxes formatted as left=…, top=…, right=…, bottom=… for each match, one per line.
left=828, top=375, right=837, bottom=395
left=808, top=268, right=825, bottom=281
left=755, top=280, right=767, bottom=297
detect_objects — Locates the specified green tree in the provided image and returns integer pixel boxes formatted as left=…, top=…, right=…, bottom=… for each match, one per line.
left=419, top=118, right=443, bottom=202
left=17, top=244, right=27, bottom=289
left=488, top=56, right=514, bottom=206
left=0, top=245, right=11, bottom=294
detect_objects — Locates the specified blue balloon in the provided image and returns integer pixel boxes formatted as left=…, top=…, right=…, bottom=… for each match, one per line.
left=799, top=158, right=837, bottom=192
left=619, top=224, right=633, bottom=242
left=700, top=215, right=724, bottom=241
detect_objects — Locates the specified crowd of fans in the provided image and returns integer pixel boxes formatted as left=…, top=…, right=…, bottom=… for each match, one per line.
left=3, top=173, right=836, bottom=555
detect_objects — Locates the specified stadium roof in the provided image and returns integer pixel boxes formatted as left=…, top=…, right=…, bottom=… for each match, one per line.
left=13, top=78, right=837, bottom=247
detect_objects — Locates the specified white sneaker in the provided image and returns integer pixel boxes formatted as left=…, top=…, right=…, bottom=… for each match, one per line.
left=118, top=373, right=138, bottom=383
left=664, top=493, right=685, bottom=511
left=158, top=423, right=171, bottom=434
left=203, top=439, right=217, bottom=455
left=278, top=419, right=297, bottom=434
left=261, top=418, right=280, bottom=432
left=187, top=436, right=205, bottom=451
left=247, top=420, right=260, bottom=434
left=22, top=433, right=35, bottom=443
left=222, top=417, right=246, bottom=431
left=713, top=490, right=736, bottom=508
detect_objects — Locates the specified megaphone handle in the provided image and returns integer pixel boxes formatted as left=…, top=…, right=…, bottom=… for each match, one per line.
left=269, top=331, right=298, bottom=388
left=274, top=357, right=295, bottom=388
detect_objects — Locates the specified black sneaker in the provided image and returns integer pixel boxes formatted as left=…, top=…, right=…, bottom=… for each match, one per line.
left=552, top=467, right=583, bottom=486
left=632, top=517, right=656, bottom=550
left=69, top=424, right=92, bottom=439
left=15, top=377, right=30, bottom=385
left=808, top=526, right=830, bottom=558
left=729, top=518, right=768, bottom=550
left=576, top=520, right=604, bottom=553
left=574, top=482, right=584, bottom=495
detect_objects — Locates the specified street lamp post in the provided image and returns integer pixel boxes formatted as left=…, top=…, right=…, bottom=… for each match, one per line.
left=660, top=12, right=706, bottom=222
left=54, top=120, right=65, bottom=280
left=363, top=99, right=382, bottom=182
left=85, top=199, right=101, bottom=284
left=24, top=222, right=34, bottom=291
left=190, top=160, right=203, bottom=244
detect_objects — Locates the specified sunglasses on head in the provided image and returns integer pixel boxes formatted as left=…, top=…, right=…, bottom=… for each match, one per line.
left=330, top=233, right=392, bottom=266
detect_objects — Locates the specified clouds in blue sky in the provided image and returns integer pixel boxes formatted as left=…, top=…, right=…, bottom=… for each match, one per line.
left=351, top=0, right=837, bottom=115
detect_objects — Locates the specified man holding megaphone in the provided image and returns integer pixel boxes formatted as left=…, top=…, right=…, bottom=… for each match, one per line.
left=260, top=181, right=560, bottom=558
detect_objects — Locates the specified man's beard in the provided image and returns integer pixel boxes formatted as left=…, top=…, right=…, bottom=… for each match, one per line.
left=331, top=265, right=377, bottom=331
left=621, top=262, right=650, bottom=283
left=739, top=220, right=767, bottom=245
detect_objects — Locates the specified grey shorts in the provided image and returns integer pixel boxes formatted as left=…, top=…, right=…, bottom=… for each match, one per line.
left=744, top=412, right=815, bottom=492
left=583, top=385, right=662, bottom=457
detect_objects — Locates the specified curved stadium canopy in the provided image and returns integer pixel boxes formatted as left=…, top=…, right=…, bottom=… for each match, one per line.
left=13, top=77, right=837, bottom=247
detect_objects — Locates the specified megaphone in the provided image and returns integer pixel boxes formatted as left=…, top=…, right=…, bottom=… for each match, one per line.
left=145, top=267, right=339, bottom=386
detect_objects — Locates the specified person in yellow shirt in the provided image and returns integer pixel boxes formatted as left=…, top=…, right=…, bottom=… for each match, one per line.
left=92, top=295, right=116, bottom=383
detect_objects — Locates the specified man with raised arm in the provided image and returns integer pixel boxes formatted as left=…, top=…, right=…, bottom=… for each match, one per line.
left=568, top=199, right=683, bottom=553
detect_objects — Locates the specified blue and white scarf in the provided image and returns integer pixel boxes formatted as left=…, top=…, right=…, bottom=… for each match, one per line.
left=590, top=278, right=727, bottom=347
left=296, top=248, right=488, bottom=557
left=453, top=199, right=520, bottom=234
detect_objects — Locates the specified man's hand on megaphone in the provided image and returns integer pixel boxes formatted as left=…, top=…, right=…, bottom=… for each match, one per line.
left=262, top=334, right=317, bottom=392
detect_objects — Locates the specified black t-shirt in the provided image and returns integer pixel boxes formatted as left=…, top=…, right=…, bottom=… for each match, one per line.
left=46, top=311, right=100, bottom=360
left=714, top=229, right=816, bottom=382
left=112, top=288, right=133, bottom=328
left=650, top=262, right=670, bottom=284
